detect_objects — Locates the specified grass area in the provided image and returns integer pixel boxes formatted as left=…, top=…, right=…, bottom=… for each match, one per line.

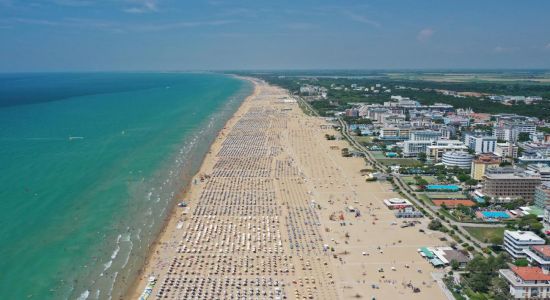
left=425, top=192, right=467, bottom=200
left=354, top=136, right=374, bottom=144
left=370, top=151, right=386, bottom=159
left=402, top=175, right=438, bottom=184
left=378, top=158, right=423, bottom=167
left=418, top=194, right=434, bottom=205
left=438, top=208, right=458, bottom=222
left=464, top=227, right=505, bottom=244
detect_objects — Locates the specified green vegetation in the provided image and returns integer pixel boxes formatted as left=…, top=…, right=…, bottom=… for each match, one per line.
left=253, top=72, right=550, bottom=120
left=428, top=219, right=445, bottom=231
left=324, top=134, right=336, bottom=140
left=464, top=227, right=505, bottom=244
left=514, top=258, right=529, bottom=267
left=505, top=214, right=544, bottom=236
left=461, top=254, right=509, bottom=299
left=377, top=158, right=423, bottom=167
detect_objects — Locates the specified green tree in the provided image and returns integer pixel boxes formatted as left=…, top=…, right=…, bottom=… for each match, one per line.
left=418, top=152, right=427, bottom=162
left=450, top=259, right=460, bottom=270
left=518, top=132, right=530, bottom=142
left=514, top=258, right=529, bottom=267
left=428, top=219, right=443, bottom=231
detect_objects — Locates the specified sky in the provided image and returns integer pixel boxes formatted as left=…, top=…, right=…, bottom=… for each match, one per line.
left=1, top=0, right=550, bottom=71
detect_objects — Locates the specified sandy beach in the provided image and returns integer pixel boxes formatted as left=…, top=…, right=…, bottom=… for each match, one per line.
left=130, top=78, right=448, bottom=299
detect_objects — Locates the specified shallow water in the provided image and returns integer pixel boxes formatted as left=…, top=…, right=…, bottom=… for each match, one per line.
left=0, top=72, right=251, bottom=299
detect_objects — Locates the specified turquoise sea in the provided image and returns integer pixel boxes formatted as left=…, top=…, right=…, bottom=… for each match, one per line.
left=0, top=73, right=251, bottom=299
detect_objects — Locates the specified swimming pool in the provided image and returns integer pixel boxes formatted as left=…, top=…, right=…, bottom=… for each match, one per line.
left=425, top=184, right=461, bottom=191
left=481, top=211, right=510, bottom=219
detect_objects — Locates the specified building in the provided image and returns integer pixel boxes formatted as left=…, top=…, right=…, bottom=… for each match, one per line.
left=403, top=140, right=433, bottom=157
left=503, top=231, right=545, bottom=259
left=465, top=134, right=497, bottom=154
left=545, top=207, right=550, bottom=229
left=410, top=130, right=441, bottom=141
left=524, top=245, right=550, bottom=272
left=499, top=266, right=550, bottom=299
left=495, top=142, right=519, bottom=159
left=528, top=164, right=550, bottom=183
left=383, top=198, right=412, bottom=210
left=471, top=154, right=502, bottom=180
left=426, top=140, right=468, bottom=162
left=344, top=108, right=359, bottom=117
left=534, top=183, right=550, bottom=210
left=483, top=168, right=541, bottom=202
left=379, top=127, right=412, bottom=140
left=442, top=151, right=473, bottom=169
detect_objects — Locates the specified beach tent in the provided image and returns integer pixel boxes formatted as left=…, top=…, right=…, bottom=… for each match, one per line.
left=420, top=247, right=435, bottom=259
left=429, top=258, right=445, bottom=267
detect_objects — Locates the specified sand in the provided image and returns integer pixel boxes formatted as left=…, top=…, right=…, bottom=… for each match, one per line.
left=129, top=78, right=448, bottom=299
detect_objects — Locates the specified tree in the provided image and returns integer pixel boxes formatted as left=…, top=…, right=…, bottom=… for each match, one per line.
left=489, top=276, right=513, bottom=300
left=450, top=259, right=460, bottom=270
left=463, top=254, right=508, bottom=293
left=354, top=127, right=362, bottom=136
left=465, top=178, right=478, bottom=186
left=518, top=132, right=530, bottom=142
left=428, top=219, right=443, bottom=231
left=418, top=152, right=427, bottom=162
left=457, top=173, right=471, bottom=182
left=499, top=161, right=512, bottom=167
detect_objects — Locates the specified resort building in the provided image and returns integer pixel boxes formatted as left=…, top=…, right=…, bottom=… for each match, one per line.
left=418, top=247, right=470, bottom=268
left=495, top=142, right=519, bottom=159
left=442, top=151, right=473, bottom=169
left=528, top=164, right=550, bottom=183
left=471, top=154, right=502, bottom=180
left=403, top=140, right=433, bottom=157
left=534, top=183, right=550, bottom=210
left=545, top=207, right=550, bottom=229
left=483, top=168, right=541, bottom=202
left=409, top=130, right=441, bottom=141
left=499, top=266, right=550, bottom=299
left=383, top=198, right=412, bottom=210
left=524, top=245, right=550, bottom=272
left=503, top=231, right=545, bottom=259
left=379, top=126, right=412, bottom=141
left=426, top=140, right=468, bottom=162
left=465, top=134, right=497, bottom=154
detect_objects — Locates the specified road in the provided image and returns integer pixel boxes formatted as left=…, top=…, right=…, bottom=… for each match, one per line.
left=337, top=118, right=492, bottom=256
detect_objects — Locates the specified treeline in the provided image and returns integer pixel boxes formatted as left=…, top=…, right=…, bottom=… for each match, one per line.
left=255, top=74, right=550, bottom=120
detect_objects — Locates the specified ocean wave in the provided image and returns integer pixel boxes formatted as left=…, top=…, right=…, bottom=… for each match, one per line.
left=76, top=290, right=90, bottom=300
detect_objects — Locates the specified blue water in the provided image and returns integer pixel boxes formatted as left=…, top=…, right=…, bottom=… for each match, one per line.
left=425, top=184, right=461, bottom=191
left=481, top=211, right=510, bottom=219
left=0, top=72, right=252, bottom=299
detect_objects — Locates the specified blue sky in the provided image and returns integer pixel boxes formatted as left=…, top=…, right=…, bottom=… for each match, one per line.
left=1, top=0, right=550, bottom=71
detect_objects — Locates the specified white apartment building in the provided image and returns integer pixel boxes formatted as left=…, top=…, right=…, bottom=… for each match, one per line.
left=504, top=231, right=545, bottom=259
left=465, top=134, right=497, bottom=154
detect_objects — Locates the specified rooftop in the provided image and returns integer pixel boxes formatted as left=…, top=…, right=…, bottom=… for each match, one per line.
left=505, top=230, right=545, bottom=243
left=512, top=266, right=550, bottom=281
left=532, top=245, right=550, bottom=258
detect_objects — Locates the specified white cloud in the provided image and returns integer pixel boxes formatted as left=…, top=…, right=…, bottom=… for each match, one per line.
left=417, top=28, right=434, bottom=42
left=5, top=17, right=234, bottom=33
left=493, top=46, right=518, bottom=53
left=344, top=11, right=380, bottom=28
left=124, top=0, right=158, bottom=14
left=545, top=43, right=550, bottom=50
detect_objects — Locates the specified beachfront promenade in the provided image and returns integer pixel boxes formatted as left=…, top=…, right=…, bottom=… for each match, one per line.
left=132, top=80, right=448, bottom=299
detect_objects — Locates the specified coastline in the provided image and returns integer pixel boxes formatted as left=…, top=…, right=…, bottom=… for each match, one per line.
left=127, top=76, right=259, bottom=299
left=129, top=78, right=448, bottom=299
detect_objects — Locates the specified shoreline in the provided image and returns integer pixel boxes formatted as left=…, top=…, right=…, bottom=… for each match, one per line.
left=127, top=76, right=259, bottom=299
left=129, top=78, right=448, bottom=299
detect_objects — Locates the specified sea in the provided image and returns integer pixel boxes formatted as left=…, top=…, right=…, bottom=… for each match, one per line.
left=0, top=72, right=252, bottom=299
